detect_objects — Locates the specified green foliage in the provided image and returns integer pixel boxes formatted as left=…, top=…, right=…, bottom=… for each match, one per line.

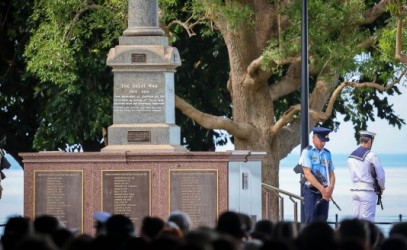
left=0, top=0, right=41, bottom=159
left=162, top=0, right=254, bottom=30
left=2, top=0, right=406, bottom=154
left=264, top=0, right=367, bottom=75
left=220, top=3, right=254, bottom=29
left=161, top=0, right=231, bottom=150
left=23, top=0, right=126, bottom=150
left=262, top=0, right=406, bottom=135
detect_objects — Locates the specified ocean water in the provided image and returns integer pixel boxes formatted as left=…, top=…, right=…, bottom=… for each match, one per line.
left=0, top=153, right=406, bottom=236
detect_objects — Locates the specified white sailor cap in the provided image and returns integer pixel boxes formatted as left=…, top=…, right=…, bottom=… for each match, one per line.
left=359, top=130, right=376, bottom=139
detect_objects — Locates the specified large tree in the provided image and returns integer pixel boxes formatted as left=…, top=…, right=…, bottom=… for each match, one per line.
left=9, top=0, right=407, bottom=219
left=165, top=0, right=407, bottom=218
left=0, top=0, right=41, bottom=161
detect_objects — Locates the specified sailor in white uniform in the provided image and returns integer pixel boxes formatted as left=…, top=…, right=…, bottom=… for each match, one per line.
left=347, top=130, right=385, bottom=222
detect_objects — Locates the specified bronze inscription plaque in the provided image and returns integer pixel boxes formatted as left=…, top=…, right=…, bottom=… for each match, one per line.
left=102, top=170, right=150, bottom=229
left=127, top=131, right=150, bottom=143
left=34, top=170, right=83, bottom=232
left=169, top=170, right=218, bottom=228
left=131, top=53, right=147, bottom=63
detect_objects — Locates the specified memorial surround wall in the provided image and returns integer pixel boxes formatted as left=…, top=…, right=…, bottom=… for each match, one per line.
left=21, top=151, right=231, bottom=235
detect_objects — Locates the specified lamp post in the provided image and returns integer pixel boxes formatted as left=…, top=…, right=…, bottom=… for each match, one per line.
left=300, top=0, right=309, bottom=223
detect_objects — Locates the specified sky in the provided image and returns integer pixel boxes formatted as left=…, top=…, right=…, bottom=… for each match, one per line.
left=328, top=86, right=407, bottom=154
left=217, top=85, right=407, bottom=154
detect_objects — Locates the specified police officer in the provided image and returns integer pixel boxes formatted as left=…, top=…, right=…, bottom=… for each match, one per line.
left=348, top=131, right=385, bottom=222
left=299, top=127, right=336, bottom=223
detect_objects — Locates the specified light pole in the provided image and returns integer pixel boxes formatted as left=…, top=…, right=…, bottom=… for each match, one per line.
left=300, top=0, right=309, bottom=223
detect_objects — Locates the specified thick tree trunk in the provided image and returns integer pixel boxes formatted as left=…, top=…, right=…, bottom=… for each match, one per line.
left=214, top=4, right=291, bottom=220
left=174, top=0, right=401, bottom=222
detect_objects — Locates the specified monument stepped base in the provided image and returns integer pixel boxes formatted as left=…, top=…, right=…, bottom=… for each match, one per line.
left=101, top=144, right=187, bottom=152
left=21, top=151, right=263, bottom=235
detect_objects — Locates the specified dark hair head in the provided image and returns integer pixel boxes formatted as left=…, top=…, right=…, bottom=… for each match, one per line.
left=251, top=220, right=274, bottom=241
left=1, top=216, right=33, bottom=250
left=33, top=215, right=61, bottom=235
left=216, top=211, right=244, bottom=240
left=381, top=235, right=407, bottom=250
left=296, top=221, right=336, bottom=250
left=390, top=222, right=407, bottom=238
left=140, top=216, right=165, bottom=240
left=105, top=214, right=135, bottom=239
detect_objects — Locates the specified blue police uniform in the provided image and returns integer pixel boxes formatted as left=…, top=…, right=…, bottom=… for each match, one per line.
left=299, top=127, right=335, bottom=223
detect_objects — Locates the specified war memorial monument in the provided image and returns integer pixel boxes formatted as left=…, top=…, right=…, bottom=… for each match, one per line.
left=20, top=0, right=264, bottom=235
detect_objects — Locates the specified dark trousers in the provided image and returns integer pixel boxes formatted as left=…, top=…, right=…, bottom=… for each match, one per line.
left=303, top=185, right=329, bottom=223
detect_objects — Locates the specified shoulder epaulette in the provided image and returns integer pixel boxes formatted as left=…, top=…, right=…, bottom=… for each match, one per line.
left=306, top=145, right=312, bottom=150
left=324, top=148, right=330, bottom=153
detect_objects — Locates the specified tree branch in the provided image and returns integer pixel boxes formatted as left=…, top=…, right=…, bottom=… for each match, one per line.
left=167, top=15, right=207, bottom=37
left=395, top=15, right=407, bottom=64
left=271, top=69, right=407, bottom=135
left=271, top=104, right=301, bottom=135
left=311, top=69, right=407, bottom=122
left=361, top=0, right=392, bottom=24
left=175, top=95, right=256, bottom=140
left=64, top=4, right=101, bottom=40
left=269, top=62, right=302, bottom=101
left=244, top=55, right=301, bottom=91
left=243, top=56, right=272, bottom=87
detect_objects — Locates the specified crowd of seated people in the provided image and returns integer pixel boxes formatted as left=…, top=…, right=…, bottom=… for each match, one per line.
left=1, top=210, right=406, bottom=250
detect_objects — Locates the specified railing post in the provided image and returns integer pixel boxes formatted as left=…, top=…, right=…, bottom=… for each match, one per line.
left=279, top=196, right=284, bottom=221
left=335, top=214, right=339, bottom=229
left=265, top=189, right=270, bottom=220
left=290, top=197, right=298, bottom=223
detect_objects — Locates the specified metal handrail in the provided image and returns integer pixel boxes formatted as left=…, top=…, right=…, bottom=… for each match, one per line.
left=262, top=183, right=303, bottom=223
left=328, top=214, right=404, bottom=229
left=261, top=183, right=404, bottom=229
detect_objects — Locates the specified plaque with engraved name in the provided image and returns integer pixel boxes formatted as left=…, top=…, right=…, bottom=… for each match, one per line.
left=34, top=170, right=83, bottom=232
left=128, top=131, right=150, bottom=143
left=113, top=73, right=166, bottom=123
left=169, top=170, right=218, bottom=228
left=102, top=170, right=151, bottom=229
left=131, top=53, right=146, bottom=63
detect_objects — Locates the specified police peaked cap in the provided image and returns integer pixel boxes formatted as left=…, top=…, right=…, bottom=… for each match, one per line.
left=312, top=127, right=331, bottom=142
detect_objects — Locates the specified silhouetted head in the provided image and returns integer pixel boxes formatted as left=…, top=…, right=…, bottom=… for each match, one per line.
left=336, top=219, right=369, bottom=248
left=140, top=216, right=165, bottom=241
left=1, top=216, right=33, bottom=250
left=216, top=211, right=245, bottom=240
left=390, top=222, right=407, bottom=239
left=105, top=214, right=135, bottom=239
left=33, top=215, right=61, bottom=235
left=381, top=235, right=407, bottom=250
left=296, top=221, right=336, bottom=250
left=168, top=210, right=192, bottom=235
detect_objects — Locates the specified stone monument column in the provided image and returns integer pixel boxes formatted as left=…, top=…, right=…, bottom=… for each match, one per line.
left=103, top=0, right=185, bottom=151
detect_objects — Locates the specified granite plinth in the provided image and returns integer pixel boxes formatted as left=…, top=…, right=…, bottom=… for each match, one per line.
left=21, top=151, right=231, bottom=235
left=105, top=124, right=182, bottom=147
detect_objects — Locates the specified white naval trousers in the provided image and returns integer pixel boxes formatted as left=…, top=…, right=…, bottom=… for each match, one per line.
left=352, top=190, right=377, bottom=222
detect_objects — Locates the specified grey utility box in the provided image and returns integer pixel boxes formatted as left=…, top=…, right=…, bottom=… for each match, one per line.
left=228, top=151, right=265, bottom=222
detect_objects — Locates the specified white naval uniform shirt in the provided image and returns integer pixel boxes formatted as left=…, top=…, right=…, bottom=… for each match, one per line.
left=347, top=150, right=385, bottom=191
